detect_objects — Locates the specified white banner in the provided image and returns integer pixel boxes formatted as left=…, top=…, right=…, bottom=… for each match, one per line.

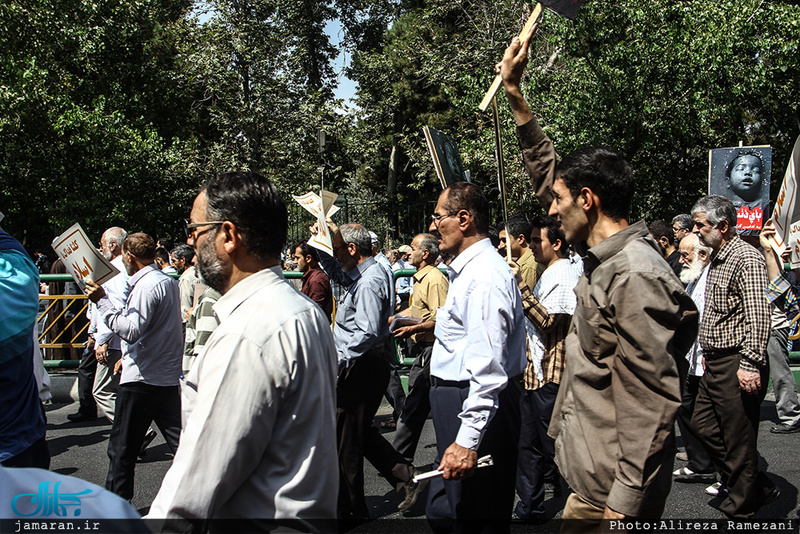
left=51, top=223, right=119, bottom=290
left=767, top=135, right=800, bottom=267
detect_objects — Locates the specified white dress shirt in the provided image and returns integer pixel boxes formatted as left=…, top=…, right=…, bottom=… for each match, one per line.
left=148, top=267, right=339, bottom=525
left=432, top=238, right=526, bottom=449
left=97, top=264, right=182, bottom=386
left=686, top=265, right=709, bottom=377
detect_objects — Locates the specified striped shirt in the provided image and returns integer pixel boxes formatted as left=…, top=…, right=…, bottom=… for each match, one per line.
left=183, top=286, right=221, bottom=373
left=700, top=234, right=770, bottom=372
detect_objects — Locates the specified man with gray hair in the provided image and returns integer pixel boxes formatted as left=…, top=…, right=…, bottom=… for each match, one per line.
left=672, top=214, right=694, bottom=245
left=672, top=232, right=716, bottom=485
left=319, top=222, right=423, bottom=522
left=390, top=233, right=449, bottom=465
left=690, top=194, right=777, bottom=517
left=91, top=227, right=130, bottom=422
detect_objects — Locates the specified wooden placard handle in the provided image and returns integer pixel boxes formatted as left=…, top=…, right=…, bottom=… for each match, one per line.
left=478, top=3, right=544, bottom=112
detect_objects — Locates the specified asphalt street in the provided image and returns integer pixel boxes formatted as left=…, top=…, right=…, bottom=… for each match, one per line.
left=42, top=383, right=800, bottom=533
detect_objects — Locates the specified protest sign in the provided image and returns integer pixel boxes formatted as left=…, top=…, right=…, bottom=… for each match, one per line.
left=423, top=127, right=467, bottom=189
left=708, top=145, right=772, bottom=236
left=293, top=190, right=339, bottom=255
left=51, top=223, right=119, bottom=291
left=766, top=135, right=800, bottom=265
left=540, top=0, right=584, bottom=20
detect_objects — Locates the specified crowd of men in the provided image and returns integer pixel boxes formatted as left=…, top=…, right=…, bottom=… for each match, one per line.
left=1, top=31, right=798, bottom=534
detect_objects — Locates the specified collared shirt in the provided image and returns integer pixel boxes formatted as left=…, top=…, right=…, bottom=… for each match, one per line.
left=518, top=118, right=699, bottom=516
left=178, top=266, right=199, bottom=323
left=432, top=238, right=526, bottom=450
left=516, top=248, right=545, bottom=294
left=319, top=254, right=392, bottom=363
left=700, top=234, right=770, bottom=372
left=301, top=267, right=333, bottom=321
left=98, top=264, right=182, bottom=387
left=685, top=265, right=710, bottom=377
left=548, top=221, right=698, bottom=516
left=408, top=265, right=449, bottom=344
left=92, top=255, right=130, bottom=351
left=375, top=252, right=396, bottom=310
left=394, top=258, right=413, bottom=298
left=183, top=286, right=221, bottom=373
left=520, top=258, right=579, bottom=390
left=149, top=267, right=338, bottom=524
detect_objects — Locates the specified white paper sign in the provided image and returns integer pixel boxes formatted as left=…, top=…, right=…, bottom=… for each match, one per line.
left=51, top=223, right=119, bottom=290
left=293, top=190, right=339, bottom=255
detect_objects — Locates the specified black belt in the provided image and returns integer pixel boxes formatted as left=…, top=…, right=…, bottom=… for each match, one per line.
left=430, top=376, right=469, bottom=388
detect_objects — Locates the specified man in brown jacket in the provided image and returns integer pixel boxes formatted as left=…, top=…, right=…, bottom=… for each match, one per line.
left=497, top=33, right=698, bottom=530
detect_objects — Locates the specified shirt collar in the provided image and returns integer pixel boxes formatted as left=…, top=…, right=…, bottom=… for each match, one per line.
left=447, top=238, right=493, bottom=278
left=712, top=234, right=741, bottom=264
left=128, top=263, right=158, bottom=287
left=213, top=265, right=284, bottom=322
left=413, top=264, right=436, bottom=283
left=350, top=256, right=377, bottom=283
left=582, top=220, right=651, bottom=273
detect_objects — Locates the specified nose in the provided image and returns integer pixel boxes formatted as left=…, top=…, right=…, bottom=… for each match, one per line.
left=548, top=199, right=558, bottom=218
left=429, top=219, right=437, bottom=233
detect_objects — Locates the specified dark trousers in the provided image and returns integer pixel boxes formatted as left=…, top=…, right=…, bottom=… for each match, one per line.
left=106, top=382, right=181, bottom=501
left=337, top=355, right=414, bottom=519
left=514, top=382, right=559, bottom=520
left=676, top=374, right=714, bottom=474
left=77, top=346, right=98, bottom=416
left=393, top=343, right=432, bottom=462
left=384, top=363, right=407, bottom=421
left=426, top=380, right=520, bottom=534
left=691, top=353, right=775, bottom=518
left=2, top=435, right=50, bottom=470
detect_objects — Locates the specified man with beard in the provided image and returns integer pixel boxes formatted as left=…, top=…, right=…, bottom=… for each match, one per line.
left=88, top=227, right=130, bottom=423
left=690, top=194, right=778, bottom=517
left=148, top=172, right=338, bottom=528
left=85, top=233, right=182, bottom=501
left=672, top=233, right=716, bottom=486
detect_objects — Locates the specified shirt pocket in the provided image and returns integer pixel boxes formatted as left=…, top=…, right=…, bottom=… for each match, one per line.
left=433, top=303, right=463, bottom=354
left=574, top=297, right=602, bottom=358
left=709, top=284, right=731, bottom=315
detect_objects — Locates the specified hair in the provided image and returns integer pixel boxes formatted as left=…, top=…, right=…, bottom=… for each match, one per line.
left=487, top=225, right=500, bottom=248
left=555, top=146, right=635, bottom=221
left=691, top=194, right=737, bottom=228
left=416, top=233, right=440, bottom=260
left=339, top=223, right=372, bottom=257
left=157, top=236, right=173, bottom=252
left=648, top=220, right=673, bottom=243
left=442, top=182, right=490, bottom=235
left=125, top=233, right=157, bottom=261
left=671, top=214, right=693, bottom=230
left=203, top=171, right=288, bottom=260
left=530, top=214, right=567, bottom=251
left=504, top=214, right=532, bottom=244
left=103, top=227, right=127, bottom=248
left=725, top=149, right=765, bottom=180
left=293, top=240, right=319, bottom=263
left=172, top=244, right=194, bottom=263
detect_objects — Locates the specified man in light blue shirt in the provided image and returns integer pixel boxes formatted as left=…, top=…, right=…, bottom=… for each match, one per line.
left=86, top=232, right=182, bottom=501
left=426, top=182, right=526, bottom=531
left=318, top=223, right=424, bottom=522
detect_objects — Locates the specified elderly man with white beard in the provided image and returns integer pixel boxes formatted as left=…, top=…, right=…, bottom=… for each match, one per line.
left=672, top=233, right=717, bottom=487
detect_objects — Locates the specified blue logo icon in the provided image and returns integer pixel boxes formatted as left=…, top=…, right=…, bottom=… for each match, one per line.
left=11, top=481, right=92, bottom=517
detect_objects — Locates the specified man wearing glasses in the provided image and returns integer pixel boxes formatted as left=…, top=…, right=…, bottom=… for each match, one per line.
left=426, top=182, right=526, bottom=531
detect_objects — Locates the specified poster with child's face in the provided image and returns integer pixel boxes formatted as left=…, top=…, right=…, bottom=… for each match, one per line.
left=708, top=146, right=772, bottom=236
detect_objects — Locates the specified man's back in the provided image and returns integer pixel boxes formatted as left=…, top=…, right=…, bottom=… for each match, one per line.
left=150, top=266, right=338, bottom=522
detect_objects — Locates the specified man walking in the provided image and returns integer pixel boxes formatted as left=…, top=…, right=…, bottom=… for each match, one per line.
left=149, top=172, right=338, bottom=527
left=86, top=233, right=183, bottom=501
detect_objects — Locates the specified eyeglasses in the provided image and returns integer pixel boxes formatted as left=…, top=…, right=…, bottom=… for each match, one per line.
left=430, top=212, right=457, bottom=228
left=184, top=219, right=225, bottom=239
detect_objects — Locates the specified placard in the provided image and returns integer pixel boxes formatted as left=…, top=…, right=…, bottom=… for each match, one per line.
left=708, top=145, right=772, bottom=236
left=51, top=223, right=119, bottom=290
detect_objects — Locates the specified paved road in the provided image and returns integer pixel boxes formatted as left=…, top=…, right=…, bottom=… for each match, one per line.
left=42, top=388, right=799, bottom=532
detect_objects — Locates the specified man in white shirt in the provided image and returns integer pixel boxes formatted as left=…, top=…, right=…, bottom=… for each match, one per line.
left=86, top=233, right=183, bottom=502
left=148, top=172, right=338, bottom=530
left=426, top=182, right=526, bottom=530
